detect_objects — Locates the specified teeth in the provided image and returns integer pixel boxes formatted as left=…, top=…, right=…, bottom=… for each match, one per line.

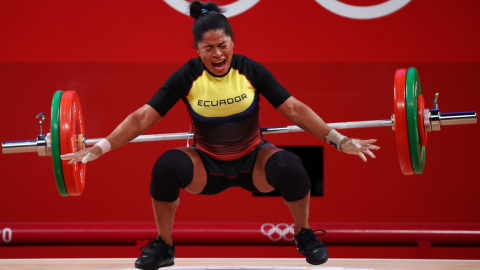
left=213, top=59, right=225, bottom=70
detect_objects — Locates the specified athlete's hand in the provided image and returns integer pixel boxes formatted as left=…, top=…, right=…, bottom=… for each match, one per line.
left=341, top=138, right=380, bottom=162
left=60, top=145, right=103, bottom=164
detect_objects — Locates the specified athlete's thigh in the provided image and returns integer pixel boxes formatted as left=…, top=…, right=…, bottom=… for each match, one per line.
left=176, top=147, right=207, bottom=194
left=252, top=145, right=284, bottom=193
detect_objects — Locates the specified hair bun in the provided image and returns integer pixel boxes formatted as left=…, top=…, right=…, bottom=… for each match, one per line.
left=189, top=1, right=225, bottom=20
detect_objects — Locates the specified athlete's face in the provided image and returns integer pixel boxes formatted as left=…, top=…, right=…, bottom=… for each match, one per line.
left=197, top=30, right=234, bottom=77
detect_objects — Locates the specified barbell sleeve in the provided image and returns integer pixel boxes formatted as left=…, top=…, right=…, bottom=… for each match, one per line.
left=2, top=140, right=37, bottom=154
left=439, top=111, right=477, bottom=126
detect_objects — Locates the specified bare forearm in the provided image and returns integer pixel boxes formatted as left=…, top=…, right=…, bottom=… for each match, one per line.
left=105, top=114, right=146, bottom=149
left=61, top=105, right=162, bottom=162
left=105, top=105, right=162, bottom=150
left=276, top=96, right=380, bottom=162
left=289, top=104, right=331, bottom=140
left=277, top=97, right=332, bottom=141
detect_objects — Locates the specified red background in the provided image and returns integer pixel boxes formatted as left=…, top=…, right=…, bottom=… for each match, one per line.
left=0, top=0, right=479, bottom=259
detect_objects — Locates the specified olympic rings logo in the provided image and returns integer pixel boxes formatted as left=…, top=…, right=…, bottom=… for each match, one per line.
left=261, top=223, right=295, bottom=242
left=164, top=0, right=410, bottom=19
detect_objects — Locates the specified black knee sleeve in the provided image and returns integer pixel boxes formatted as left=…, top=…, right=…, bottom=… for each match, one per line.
left=150, top=149, right=194, bottom=202
left=265, top=151, right=311, bottom=202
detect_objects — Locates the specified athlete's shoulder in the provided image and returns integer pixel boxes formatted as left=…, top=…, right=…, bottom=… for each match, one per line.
left=186, top=56, right=204, bottom=67
left=168, top=57, right=204, bottom=83
left=161, top=57, right=205, bottom=96
left=232, top=54, right=272, bottom=85
left=232, top=54, right=266, bottom=77
left=179, top=57, right=205, bottom=75
left=232, top=54, right=260, bottom=68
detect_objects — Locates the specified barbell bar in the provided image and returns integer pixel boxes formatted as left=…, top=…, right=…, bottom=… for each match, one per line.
left=3, top=115, right=475, bottom=153
left=1, top=119, right=393, bottom=154
left=1, top=67, right=477, bottom=196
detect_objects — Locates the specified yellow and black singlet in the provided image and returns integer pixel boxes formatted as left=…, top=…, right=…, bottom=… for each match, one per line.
left=148, top=54, right=291, bottom=161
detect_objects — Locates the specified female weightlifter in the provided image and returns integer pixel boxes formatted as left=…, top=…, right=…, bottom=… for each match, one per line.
left=61, top=1, right=379, bottom=269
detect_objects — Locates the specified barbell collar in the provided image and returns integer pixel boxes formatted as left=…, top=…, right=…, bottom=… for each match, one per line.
left=423, top=109, right=432, bottom=132
left=36, top=135, right=48, bottom=156
left=430, top=109, right=441, bottom=131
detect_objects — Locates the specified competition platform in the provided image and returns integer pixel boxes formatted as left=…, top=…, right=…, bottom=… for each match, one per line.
left=1, top=258, right=480, bottom=270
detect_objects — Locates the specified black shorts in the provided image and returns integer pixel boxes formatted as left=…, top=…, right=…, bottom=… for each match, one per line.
left=192, top=139, right=271, bottom=195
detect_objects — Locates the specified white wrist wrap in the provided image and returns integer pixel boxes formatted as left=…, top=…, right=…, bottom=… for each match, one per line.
left=325, top=129, right=347, bottom=151
left=95, top=139, right=111, bottom=155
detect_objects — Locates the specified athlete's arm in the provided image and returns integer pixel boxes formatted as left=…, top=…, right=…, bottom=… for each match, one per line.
left=276, top=96, right=332, bottom=140
left=61, top=104, right=162, bottom=163
left=277, top=96, right=379, bottom=161
left=105, top=104, right=162, bottom=149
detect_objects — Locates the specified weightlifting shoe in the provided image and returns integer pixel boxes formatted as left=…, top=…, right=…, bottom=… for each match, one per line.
left=135, top=236, right=175, bottom=270
left=295, top=228, right=328, bottom=265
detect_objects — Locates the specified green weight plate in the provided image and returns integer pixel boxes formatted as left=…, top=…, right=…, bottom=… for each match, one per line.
left=51, top=91, right=68, bottom=196
left=405, top=68, right=426, bottom=174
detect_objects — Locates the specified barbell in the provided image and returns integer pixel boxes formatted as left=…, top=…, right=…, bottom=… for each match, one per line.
left=2, top=68, right=477, bottom=196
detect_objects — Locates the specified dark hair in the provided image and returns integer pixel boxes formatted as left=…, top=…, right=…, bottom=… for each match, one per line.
left=189, top=1, right=233, bottom=48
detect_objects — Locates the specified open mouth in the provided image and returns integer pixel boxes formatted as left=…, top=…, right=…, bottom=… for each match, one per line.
left=212, top=59, right=226, bottom=69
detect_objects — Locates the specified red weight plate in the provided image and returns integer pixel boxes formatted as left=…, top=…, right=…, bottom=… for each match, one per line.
left=59, top=91, right=86, bottom=195
left=394, top=69, right=414, bottom=175
left=417, top=94, right=427, bottom=147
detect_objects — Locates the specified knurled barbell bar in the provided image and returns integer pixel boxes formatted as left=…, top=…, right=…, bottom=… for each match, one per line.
left=2, top=68, right=477, bottom=196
